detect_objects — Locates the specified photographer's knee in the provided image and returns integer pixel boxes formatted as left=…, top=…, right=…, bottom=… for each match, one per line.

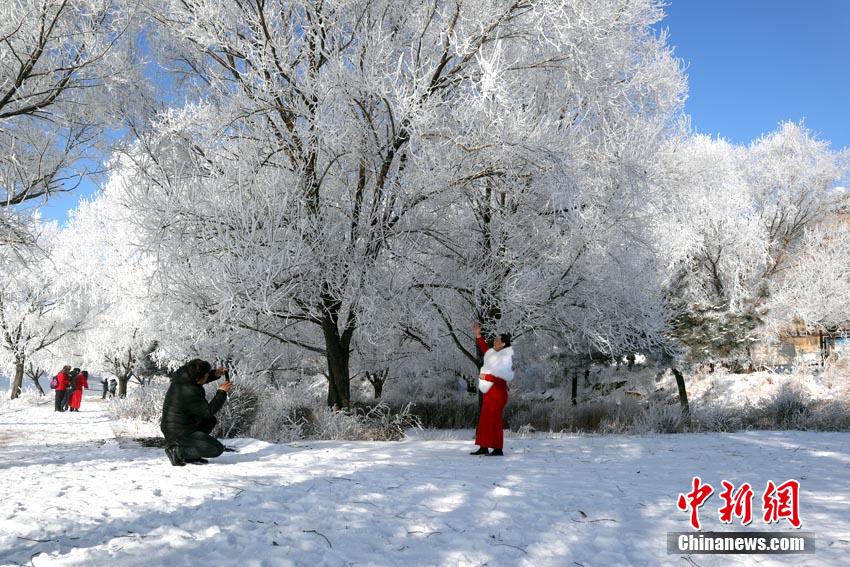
left=210, top=440, right=224, bottom=458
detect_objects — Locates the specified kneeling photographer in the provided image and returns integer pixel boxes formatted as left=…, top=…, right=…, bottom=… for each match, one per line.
left=160, top=359, right=232, bottom=466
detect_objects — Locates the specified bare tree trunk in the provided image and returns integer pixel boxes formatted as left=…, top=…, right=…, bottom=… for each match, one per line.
left=671, top=367, right=691, bottom=428
left=30, top=375, right=45, bottom=396
left=325, top=347, right=351, bottom=408
left=366, top=370, right=388, bottom=399
left=322, top=316, right=351, bottom=408
left=118, top=374, right=131, bottom=398
left=571, top=370, right=578, bottom=406
left=10, top=359, right=24, bottom=400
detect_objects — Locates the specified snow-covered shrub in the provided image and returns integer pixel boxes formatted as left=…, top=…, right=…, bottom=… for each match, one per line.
left=505, top=399, right=548, bottom=432
left=387, top=393, right=479, bottom=429
left=502, top=397, right=574, bottom=432
left=692, top=402, right=744, bottom=432
left=380, top=372, right=466, bottom=406
left=249, top=386, right=306, bottom=443
left=106, top=381, right=168, bottom=423
left=598, top=398, right=646, bottom=433
left=546, top=402, right=572, bottom=432
left=369, top=403, right=422, bottom=440
left=515, top=424, right=537, bottom=437
left=763, top=383, right=812, bottom=429
left=568, top=401, right=614, bottom=432
left=631, top=400, right=684, bottom=434
left=247, top=378, right=421, bottom=442
left=306, top=403, right=421, bottom=441
left=800, top=400, right=850, bottom=431
left=214, top=380, right=262, bottom=439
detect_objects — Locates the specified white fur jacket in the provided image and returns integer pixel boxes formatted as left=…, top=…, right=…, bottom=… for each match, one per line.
left=478, top=346, right=514, bottom=393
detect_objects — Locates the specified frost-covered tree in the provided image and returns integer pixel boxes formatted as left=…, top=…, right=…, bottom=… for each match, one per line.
left=48, top=169, right=164, bottom=397
left=660, top=123, right=849, bottom=368
left=768, top=199, right=850, bottom=335
left=0, top=223, right=90, bottom=398
left=0, top=0, right=139, bottom=218
left=377, top=0, right=685, bottom=387
left=0, top=2, right=145, bottom=371
left=114, top=0, right=684, bottom=406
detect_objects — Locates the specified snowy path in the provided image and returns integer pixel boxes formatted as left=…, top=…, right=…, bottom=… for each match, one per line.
left=1, top=398, right=849, bottom=566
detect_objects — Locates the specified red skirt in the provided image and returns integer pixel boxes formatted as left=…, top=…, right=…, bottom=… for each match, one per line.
left=475, top=375, right=508, bottom=449
left=69, top=389, right=84, bottom=409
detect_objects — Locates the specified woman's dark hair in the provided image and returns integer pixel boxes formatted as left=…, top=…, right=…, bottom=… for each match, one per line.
left=499, top=333, right=512, bottom=347
left=185, top=358, right=212, bottom=382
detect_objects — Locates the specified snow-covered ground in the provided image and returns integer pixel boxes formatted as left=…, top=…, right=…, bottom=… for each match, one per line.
left=1, top=395, right=848, bottom=566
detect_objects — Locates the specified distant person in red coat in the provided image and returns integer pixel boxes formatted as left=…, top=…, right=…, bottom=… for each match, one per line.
left=470, top=321, right=514, bottom=456
left=53, top=365, right=72, bottom=412
left=69, top=370, right=90, bottom=412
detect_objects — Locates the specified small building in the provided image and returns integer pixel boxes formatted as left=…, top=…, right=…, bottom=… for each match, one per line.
left=752, top=325, right=848, bottom=369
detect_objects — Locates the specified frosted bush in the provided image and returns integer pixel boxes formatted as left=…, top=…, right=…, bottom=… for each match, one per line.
left=806, top=400, right=850, bottom=431
left=214, top=380, right=262, bottom=439
left=599, top=398, right=646, bottom=434
left=304, top=403, right=421, bottom=441
left=247, top=376, right=421, bottom=442
left=630, top=400, right=684, bottom=434
left=763, top=383, right=811, bottom=429
left=380, top=372, right=464, bottom=406
left=692, top=402, right=744, bottom=432
left=249, top=387, right=306, bottom=443
left=106, top=382, right=168, bottom=423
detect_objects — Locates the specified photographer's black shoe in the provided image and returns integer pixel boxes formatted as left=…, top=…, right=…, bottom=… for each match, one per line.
left=486, top=448, right=504, bottom=456
left=165, top=445, right=185, bottom=466
left=186, top=458, right=209, bottom=465
left=470, top=447, right=489, bottom=455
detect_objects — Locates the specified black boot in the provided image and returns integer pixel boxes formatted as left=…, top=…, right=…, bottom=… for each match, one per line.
left=486, top=448, right=504, bottom=456
left=165, top=445, right=186, bottom=466
left=470, top=447, right=490, bottom=455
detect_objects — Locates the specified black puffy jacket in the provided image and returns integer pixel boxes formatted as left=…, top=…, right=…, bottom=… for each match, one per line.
left=160, top=365, right=228, bottom=440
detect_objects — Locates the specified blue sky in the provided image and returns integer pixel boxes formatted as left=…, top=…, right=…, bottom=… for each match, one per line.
left=37, top=0, right=850, bottom=223
left=662, top=0, right=850, bottom=148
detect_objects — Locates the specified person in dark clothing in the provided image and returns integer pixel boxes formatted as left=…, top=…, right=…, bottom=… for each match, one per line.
left=62, top=368, right=80, bottom=411
left=108, top=378, right=117, bottom=398
left=101, top=378, right=109, bottom=399
left=160, top=359, right=231, bottom=466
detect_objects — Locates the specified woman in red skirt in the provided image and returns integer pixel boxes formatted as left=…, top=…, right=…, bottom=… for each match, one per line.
left=69, top=370, right=89, bottom=412
left=471, top=321, right=514, bottom=456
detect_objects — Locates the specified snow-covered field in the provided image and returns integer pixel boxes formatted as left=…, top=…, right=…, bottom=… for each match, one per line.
left=1, top=396, right=848, bottom=566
